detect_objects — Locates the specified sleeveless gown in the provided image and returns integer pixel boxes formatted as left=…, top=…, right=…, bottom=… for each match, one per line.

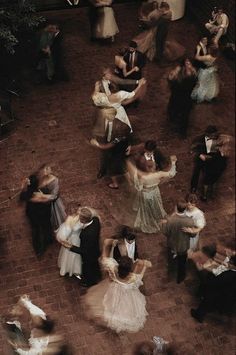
left=83, top=257, right=148, bottom=333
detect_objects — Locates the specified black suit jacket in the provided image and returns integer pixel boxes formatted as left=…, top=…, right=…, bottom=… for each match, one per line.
left=70, top=217, right=101, bottom=264
left=191, top=135, right=208, bottom=156
left=113, top=240, right=138, bottom=262
left=123, top=50, right=146, bottom=80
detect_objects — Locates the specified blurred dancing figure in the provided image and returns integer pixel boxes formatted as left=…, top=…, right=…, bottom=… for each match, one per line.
left=191, top=46, right=220, bottom=103
left=190, top=126, right=231, bottom=201
left=113, top=226, right=139, bottom=262
left=133, top=336, right=174, bottom=355
left=20, top=175, right=53, bottom=257
left=90, top=121, right=131, bottom=189
left=57, top=207, right=82, bottom=277
left=131, top=140, right=169, bottom=172
left=8, top=295, right=66, bottom=354
left=65, top=207, right=101, bottom=287
left=167, top=58, right=197, bottom=138
left=83, top=239, right=152, bottom=333
left=194, top=37, right=209, bottom=65
left=184, top=193, right=206, bottom=251
left=122, top=41, right=147, bottom=81
left=127, top=155, right=177, bottom=233
left=205, top=7, right=229, bottom=47
left=93, top=0, right=119, bottom=42
left=191, top=255, right=236, bottom=323
left=36, top=164, right=66, bottom=231
left=92, top=78, right=147, bottom=132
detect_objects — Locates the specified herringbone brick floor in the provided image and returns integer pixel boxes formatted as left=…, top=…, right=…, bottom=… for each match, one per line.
left=0, top=3, right=235, bottom=355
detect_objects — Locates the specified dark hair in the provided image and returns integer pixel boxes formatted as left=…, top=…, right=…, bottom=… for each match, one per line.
left=229, top=255, right=236, bottom=267
left=201, top=244, right=217, bottom=258
left=160, top=1, right=170, bottom=10
left=133, top=341, right=155, bottom=355
left=109, top=82, right=119, bottom=93
left=118, top=256, right=133, bottom=279
left=176, top=199, right=187, bottom=213
left=205, top=125, right=218, bottom=135
left=39, top=317, right=55, bottom=333
left=185, top=193, right=198, bottom=205
left=20, top=174, right=39, bottom=201
left=145, top=140, right=157, bottom=152
left=121, top=226, right=136, bottom=241
left=129, top=41, right=138, bottom=49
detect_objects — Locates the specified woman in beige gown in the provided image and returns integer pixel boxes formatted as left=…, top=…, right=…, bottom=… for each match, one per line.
left=133, top=4, right=185, bottom=62
left=127, top=155, right=177, bottom=233
left=94, top=0, right=119, bottom=41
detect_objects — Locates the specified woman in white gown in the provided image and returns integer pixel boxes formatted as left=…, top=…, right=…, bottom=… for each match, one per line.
left=10, top=295, right=64, bottom=355
left=127, top=155, right=177, bottom=233
left=57, top=213, right=82, bottom=277
left=183, top=193, right=206, bottom=251
left=191, top=47, right=220, bottom=103
left=83, top=239, right=152, bottom=333
left=92, top=78, right=147, bottom=131
left=94, top=0, right=119, bottom=41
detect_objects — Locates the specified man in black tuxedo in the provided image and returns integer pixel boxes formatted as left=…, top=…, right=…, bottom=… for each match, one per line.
left=66, top=207, right=101, bottom=287
left=123, top=41, right=146, bottom=81
left=190, top=125, right=221, bottom=199
left=113, top=226, right=138, bottom=262
left=191, top=256, right=236, bottom=322
left=132, top=140, right=169, bottom=172
left=50, top=24, right=69, bottom=82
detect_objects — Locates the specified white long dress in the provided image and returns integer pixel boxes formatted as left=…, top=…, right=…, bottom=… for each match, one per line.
left=95, top=1, right=119, bottom=39
left=83, top=257, right=148, bottom=333
left=132, top=161, right=176, bottom=233
left=191, top=58, right=219, bottom=103
left=57, top=221, right=82, bottom=276
left=92, top=91, right=134, bottom=130
left=185, top=207, right=206, bottom=250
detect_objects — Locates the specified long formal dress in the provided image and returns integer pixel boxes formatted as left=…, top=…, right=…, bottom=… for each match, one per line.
left=83, top=257, right=148, bottom=333
left=40, top=178, right=66, bottom=231
left=185, top=207, right=206, bottom=250
left=57, top=221, right=82, bottom=277
left=133, top=9, right=185, bottom=62
left=92, top=91, right=134, bottom=130
left=132, top=161, right=176, bottom=233
left=191, top=58, right=219, bottom=103
left=94, top=1, right=119, bottom=39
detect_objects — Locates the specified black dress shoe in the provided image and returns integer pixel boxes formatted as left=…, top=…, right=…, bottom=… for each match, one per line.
left=190, top=308, right=203, bottom=323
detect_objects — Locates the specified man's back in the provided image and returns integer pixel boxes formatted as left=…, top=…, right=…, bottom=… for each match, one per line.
left=163, top=213, right=195, bottom=253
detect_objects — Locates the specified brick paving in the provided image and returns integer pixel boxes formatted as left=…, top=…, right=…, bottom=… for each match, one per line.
left=0, top=3, right=235, bottom=355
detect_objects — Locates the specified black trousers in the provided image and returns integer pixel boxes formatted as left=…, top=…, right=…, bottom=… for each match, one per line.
left=82, top=261, right=101, bottom=287
left=168, top=249, right=187, bottom=283
left=190, top=158, right=205, bottom=191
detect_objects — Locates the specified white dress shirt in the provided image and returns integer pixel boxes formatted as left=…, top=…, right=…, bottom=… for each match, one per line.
left=125, top=239, right=136, bottom=260
left=205, top=136, right=213, bottom=153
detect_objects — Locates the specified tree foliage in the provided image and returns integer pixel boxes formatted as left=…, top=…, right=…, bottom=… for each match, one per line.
left=0, top=1, right=45, bottom=54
